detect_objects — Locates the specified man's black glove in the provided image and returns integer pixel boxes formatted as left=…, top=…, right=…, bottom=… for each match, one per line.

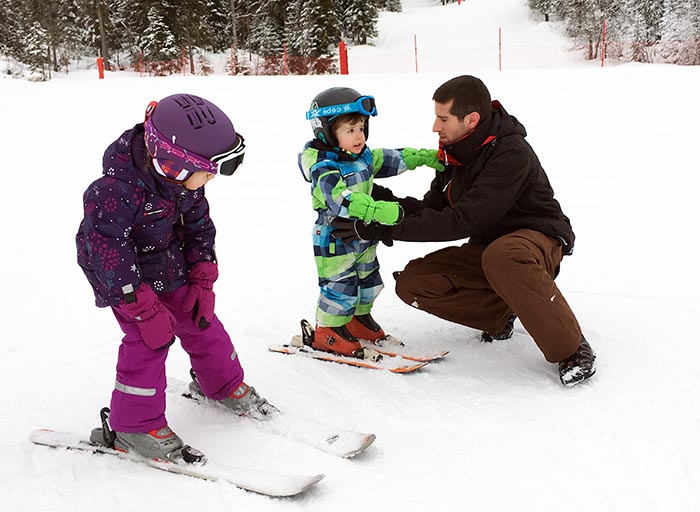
left=371, top=184, right=422, bottom=216
left=331, top=218, right=395, bottom=247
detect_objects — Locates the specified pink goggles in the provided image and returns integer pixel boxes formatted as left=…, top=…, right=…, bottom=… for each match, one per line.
left=144, top=116, right=245, bottom=182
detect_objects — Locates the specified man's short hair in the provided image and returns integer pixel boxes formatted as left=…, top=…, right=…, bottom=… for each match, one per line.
left=433, top=75, right=492, bottom=121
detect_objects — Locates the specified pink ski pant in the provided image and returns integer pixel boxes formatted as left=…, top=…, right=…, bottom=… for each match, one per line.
left=108, top=285, right=244, bottom=432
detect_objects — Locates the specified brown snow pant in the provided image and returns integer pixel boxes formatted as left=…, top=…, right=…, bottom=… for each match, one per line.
left=394, top=229, right=581, bottom=363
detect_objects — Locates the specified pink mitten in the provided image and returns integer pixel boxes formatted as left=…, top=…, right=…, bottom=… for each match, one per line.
left=116, top=285, right=176, bottom=349
left=182, top=262, right=218, bottom=329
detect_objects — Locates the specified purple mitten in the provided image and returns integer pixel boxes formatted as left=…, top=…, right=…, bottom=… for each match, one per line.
left=115, top=285, right=176, bottom=349
left=182, top=262, right=218, bottom=329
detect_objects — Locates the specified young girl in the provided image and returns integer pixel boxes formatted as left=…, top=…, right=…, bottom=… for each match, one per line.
left=298, top=87, right=443, bottom=359
left=76, top=93, right=273, bottom=462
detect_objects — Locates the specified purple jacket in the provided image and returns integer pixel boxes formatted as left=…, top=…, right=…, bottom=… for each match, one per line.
left=76, top=124, right=217, bottom=307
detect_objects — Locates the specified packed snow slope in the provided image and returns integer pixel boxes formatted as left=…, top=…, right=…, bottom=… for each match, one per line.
left=2, top=1, right=700, bottom=511
left=349, top=0, right=585, bottom=72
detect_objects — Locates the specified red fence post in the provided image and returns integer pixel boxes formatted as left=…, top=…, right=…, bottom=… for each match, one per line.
left=414, top=34, right=418, bottom=73
left=498, top=27, right=502, bottom=71
left=96, top=57, right=104, bottom=79
left=601, top=19, right=607, bottom=67
left=339, top=41, right=348, bottom=75
left=284, top=43, right=288, bottom=75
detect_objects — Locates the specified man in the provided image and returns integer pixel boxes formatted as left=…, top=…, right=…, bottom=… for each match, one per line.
left=332, top=75, right=596, bottom=386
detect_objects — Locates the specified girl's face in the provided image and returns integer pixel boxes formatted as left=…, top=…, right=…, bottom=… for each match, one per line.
left=183, top=171, right=215, bottom=190
left=334, top=118, right=366, bottom=154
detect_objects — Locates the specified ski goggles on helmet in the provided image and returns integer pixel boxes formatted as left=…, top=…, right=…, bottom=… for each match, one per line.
left=144, top=116, right=246, bottom=182
left=305, top=95, right=378, bottom=121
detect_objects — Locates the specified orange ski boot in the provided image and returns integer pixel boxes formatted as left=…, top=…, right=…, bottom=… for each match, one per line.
left=347, top=314, right=386, bottom=342
left=311, top=324, right=365, bottom=358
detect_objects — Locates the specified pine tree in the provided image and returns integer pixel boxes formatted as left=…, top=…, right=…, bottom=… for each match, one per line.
left=382, top=0, right=402, bottom=12
left=141, top=5, right=179, bottom=62
left=23, top=21, right=50, bottom=78
left=286, top=0, right=339, bottom=58
left=661, top=0, right=700, bottom=64
left=339, top=0, right=379, bottom=45
left=624, top=0, right=664, bottom=62
left=528, top=0, right=560, bottom=22
left=0, top=0, right=24, bottom=60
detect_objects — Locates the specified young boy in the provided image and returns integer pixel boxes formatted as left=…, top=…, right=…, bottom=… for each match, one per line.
left=298, top=87, right=443, bottom=359
left=76, top=93, right=274, bottom=462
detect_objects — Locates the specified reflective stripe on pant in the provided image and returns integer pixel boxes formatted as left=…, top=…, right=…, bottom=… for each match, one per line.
left=395, top=229, right=581, bottom=362
left=109, top=285, right=244, bottom=432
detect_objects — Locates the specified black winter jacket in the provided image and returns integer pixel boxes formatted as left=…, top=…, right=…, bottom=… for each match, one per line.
left=390, top=102, right=575, bottom=254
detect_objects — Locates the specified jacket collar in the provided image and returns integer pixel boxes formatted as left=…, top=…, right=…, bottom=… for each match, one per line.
left=437, top=101, right=513, bottom=167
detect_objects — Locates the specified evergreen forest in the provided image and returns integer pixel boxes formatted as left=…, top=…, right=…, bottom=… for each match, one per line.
left=1, top=0, right=698, bottom=80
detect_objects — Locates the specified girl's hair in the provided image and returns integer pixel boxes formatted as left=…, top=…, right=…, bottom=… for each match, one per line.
left=433, top=75, right=492, bottom=121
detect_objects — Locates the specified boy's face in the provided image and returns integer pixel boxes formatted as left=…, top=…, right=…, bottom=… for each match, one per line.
left=183, top=171, right=215, bottom=190
left=334, top=118, right=366, bottom=154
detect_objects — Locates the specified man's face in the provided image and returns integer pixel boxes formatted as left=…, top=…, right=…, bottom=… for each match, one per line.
left=432, top=100, right=474, bottom=145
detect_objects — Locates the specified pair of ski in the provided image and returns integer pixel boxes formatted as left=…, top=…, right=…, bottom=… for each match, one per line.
left=268, top=319, right=449, bottom=373
left=31, top=324, right=448, bottom=497
left=31, top=378, right=376, bottom=497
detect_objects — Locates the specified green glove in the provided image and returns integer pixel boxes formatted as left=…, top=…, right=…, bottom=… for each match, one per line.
left=402, top=148, right=445, bottom=172
left=371, top=201, right=403, bottom=225
left=347, top=192, right=376, bottom=223
left=347, top=193, right=403, bottom=225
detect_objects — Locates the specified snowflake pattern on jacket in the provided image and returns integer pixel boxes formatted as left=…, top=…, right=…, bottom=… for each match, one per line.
left=76, top=124, right=216, bottom=307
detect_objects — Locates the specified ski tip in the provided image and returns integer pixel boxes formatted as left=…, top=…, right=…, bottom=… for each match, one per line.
left=389, top=361, right=430, bottom=373
left=335, top=433, right=377, bottom=459
left=30, top=428, right=56, bottom=441
left=271, top=473, right=325, bottom=497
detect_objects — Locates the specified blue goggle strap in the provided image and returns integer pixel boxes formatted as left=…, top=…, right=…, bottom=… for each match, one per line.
left=305, top=96, right=377, bottom=120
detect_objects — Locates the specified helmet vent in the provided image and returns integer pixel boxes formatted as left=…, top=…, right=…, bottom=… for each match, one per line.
left=172, top=94, right=216, bottom=130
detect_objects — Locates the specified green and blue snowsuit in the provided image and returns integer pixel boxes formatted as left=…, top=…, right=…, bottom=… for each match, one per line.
left=298, top=141, right=409, bottom=327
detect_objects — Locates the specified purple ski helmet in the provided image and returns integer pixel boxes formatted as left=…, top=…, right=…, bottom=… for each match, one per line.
left=144, top=93, right=245, bottom=181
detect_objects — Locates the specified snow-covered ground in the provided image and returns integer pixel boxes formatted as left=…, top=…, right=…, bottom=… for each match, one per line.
left=2, top=1, right=700, bottom=511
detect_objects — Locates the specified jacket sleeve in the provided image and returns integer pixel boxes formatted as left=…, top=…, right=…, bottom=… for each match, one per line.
left=371, top=148, right=409, bottom=178
left=181, top=189, right=217, bottom=266
left=80, top=180, right=142, bottom=305
left=393, top=144, right=531, bottom=242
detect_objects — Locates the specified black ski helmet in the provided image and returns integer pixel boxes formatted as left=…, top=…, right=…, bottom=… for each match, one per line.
left=306, top=87, right=378, bottom=147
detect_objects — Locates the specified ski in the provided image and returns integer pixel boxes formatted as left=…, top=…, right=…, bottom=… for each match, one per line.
left=30, top=429, right=324, bottom=497
left=290, top=334, right=449, bottom=363
left=362, top=343, right=449, bottom=362
left=268, top=342, right=430, bottom=373
left=172, top=378, right=376, bottom=459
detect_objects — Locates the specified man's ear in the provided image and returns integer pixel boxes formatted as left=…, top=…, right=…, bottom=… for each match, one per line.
left=465, top=112, right=481, bottom=131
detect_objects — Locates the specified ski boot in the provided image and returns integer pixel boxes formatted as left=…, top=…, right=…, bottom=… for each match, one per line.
left=298, top=319, right=382, bottom=361
left=89, top=407, right=205, bottom=463
left=189, top=370, right=278, bottom=420
left=347, top=313, right=404, bottom=348
left=480, top=313, right=517, bottom=343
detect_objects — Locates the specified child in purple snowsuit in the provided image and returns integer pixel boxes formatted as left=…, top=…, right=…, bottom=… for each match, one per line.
left=76, top=93, right=274, bottom=461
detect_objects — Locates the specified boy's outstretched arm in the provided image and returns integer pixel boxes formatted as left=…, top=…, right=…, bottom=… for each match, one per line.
left=401, top=148, right=445, bottom=171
